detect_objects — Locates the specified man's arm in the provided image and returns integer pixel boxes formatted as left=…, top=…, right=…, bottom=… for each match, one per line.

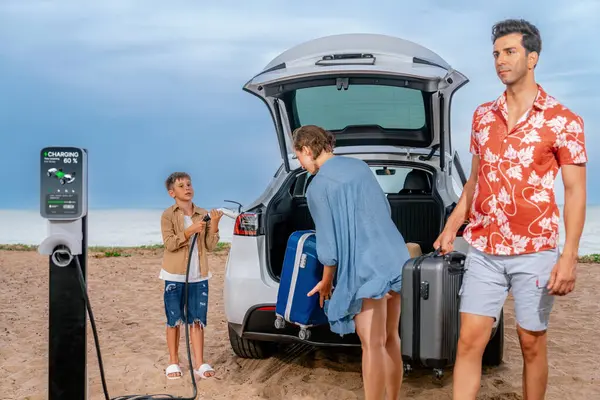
left=436, top=109, right=481, bottom=253
left=546, top=164, right=586, bottom=296
left=434, top=154, right=480, bottom=255
left=444, top=155, right=480, bottom=234
left=560, top=164, right=586, bottom=258
left=547, top=111, right=587, bottom=296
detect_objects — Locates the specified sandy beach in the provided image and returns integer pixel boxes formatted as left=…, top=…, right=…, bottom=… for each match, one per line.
left=1, top=247, right=598, bottom=400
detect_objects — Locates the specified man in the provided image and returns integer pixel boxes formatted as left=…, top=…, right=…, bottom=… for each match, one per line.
left=434, top=19, right=587, bottom=400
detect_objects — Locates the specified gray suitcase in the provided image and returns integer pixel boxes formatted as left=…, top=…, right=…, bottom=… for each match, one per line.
left=400, top=250, right=466, bottom=380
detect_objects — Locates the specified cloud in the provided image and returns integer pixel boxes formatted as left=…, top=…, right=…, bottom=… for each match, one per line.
left=0, top=1, right=390, bottom=116
left=0, top=0, right=598, bottom=208
left=0, top=1, right=375, bottom=76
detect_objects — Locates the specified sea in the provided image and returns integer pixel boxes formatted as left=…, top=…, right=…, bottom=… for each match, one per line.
left=0, top=206, right=599, bottom=255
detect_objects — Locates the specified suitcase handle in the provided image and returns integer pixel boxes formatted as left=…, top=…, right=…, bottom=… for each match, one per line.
left=423, top=247, right=465, bottom=273
left=444, top=251, right=466, bottom=273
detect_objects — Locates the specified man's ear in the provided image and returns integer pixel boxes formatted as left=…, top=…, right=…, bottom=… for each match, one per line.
left=528, top=51, right=539, bottom=70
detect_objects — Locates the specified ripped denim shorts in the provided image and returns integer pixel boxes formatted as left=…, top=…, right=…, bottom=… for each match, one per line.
left=163, top=280, right=209, bottom=328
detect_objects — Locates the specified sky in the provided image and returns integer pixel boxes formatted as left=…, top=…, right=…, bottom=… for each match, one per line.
left=0, top=0, right=598, bottom=211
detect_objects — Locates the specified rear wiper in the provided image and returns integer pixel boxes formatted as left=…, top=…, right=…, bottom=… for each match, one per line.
left=419, top=144, right=440, bottom=161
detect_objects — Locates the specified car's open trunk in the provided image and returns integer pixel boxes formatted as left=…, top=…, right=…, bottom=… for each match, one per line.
left=265, top=166, right=446, bottom=280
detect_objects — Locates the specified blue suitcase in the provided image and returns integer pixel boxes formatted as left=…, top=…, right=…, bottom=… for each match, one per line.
left=274, top=230, right=329, bottom=340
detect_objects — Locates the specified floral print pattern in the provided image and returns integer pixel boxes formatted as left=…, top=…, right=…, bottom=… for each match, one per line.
left=464, top=85, right=587, bottom=255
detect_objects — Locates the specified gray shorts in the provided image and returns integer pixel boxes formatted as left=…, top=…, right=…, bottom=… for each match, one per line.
left=459, top=245, right=559, bottom=332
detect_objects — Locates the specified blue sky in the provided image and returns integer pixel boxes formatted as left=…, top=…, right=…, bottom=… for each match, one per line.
left=0, top=0, right=598, bottom=210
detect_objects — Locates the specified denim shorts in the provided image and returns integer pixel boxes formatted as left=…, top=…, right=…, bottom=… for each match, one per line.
left=164, top=280, right=209, bottom=328
left=459, top=245, right=559, bottom=332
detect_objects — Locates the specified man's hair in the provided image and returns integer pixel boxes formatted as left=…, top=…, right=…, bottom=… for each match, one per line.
left=292, top=125, right=335, bottom=159
left=492, top=19, right=542, bottom=56
left=165, top=172, right=191, bottom=191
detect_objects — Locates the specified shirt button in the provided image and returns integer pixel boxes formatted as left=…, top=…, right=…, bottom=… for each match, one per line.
left=503, top=139, right=507, bottom=143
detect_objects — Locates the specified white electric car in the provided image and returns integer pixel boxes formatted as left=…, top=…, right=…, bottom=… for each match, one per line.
left=223, top=33, right=503, bottom=367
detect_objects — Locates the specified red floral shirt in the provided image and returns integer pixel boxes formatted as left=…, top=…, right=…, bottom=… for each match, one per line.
left=463, top=85, right=587, bottom=255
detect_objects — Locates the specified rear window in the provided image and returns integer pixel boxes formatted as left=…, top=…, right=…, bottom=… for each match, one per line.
left=290, top=84, right=426, bottom=131
left=370, top=166, right=414, bottom=193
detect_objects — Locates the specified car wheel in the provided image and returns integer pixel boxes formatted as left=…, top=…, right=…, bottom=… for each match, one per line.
left=228, top=324, right=276, bottom=359
left=482, top=308, right=504, bottom=366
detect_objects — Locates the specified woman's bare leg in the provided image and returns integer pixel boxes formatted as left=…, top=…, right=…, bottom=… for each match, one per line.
left=384, top=292, right=403, bottom=400
left=355, top=297, right=389, bottom=400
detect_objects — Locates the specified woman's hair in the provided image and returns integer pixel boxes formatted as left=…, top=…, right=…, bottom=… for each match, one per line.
left=292, top=125, right=336, bottom=159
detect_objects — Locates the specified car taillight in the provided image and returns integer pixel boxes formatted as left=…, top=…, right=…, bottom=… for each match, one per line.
left=234, top=213, right=259, bottom=236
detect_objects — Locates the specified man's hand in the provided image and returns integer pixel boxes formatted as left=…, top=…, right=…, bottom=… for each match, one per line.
left=307, top=279, right=333, bottom=308
left=433, top=229, right=457, bottom=255
left=547, top=253, right=578, bottom=296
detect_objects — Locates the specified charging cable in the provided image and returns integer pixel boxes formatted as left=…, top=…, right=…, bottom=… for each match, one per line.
left=55, top=232, right=200, bottom=400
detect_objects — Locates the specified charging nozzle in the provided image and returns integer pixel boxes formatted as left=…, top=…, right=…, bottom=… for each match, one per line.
left=217, top=208, right=239, bottom=220
left=51, top=245, right=74, bottom=267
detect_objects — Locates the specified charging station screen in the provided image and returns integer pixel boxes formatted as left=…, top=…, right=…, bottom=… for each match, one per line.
left=40, top=147, right=86, bottom=219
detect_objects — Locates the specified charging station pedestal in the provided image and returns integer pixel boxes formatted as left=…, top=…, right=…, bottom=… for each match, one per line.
left=39, top=147, right=88, bottom=400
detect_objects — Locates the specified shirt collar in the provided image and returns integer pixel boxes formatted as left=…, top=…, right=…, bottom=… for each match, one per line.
left=493, top=84, right=549, bottom=115
left=171, top=202, right=202, bottom=215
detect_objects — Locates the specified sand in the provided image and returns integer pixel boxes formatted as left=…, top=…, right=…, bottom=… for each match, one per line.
left=1, top=248, right=598, bottom=400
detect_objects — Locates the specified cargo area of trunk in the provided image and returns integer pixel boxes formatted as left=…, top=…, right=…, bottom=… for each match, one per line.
left=264, top=167, right=446, bottom=281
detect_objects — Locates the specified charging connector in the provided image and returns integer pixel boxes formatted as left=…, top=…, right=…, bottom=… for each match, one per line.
left=51, top=245, right=74, bottom=267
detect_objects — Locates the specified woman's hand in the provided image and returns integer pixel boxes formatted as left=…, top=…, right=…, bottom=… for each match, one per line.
left=307, top=279, right=333, bottom=308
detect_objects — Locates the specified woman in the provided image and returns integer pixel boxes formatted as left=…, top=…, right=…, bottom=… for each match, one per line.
left=294, top=125, right=410, bottom=400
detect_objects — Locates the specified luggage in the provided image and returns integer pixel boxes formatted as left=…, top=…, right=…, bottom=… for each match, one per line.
left=400, top=250, right=466, bottom=380
left=275, top=230, right=329, bottom=340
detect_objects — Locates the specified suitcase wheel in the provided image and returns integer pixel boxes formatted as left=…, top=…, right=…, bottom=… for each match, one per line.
left=433, top=368, right=444, bottom=381
left=274, top=316, right=285, bottom=330
left=298, top=328, right=311, bottom=341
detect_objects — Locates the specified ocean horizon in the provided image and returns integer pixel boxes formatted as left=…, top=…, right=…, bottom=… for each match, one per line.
left=0, top=206, right=598, bottom=255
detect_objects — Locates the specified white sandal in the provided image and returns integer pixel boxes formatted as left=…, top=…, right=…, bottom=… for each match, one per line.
left=195, top=363, right=215, bottom=379
left=165, top=364, right=182, bottom=380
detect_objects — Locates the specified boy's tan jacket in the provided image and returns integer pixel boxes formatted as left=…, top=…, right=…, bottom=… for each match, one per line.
left=160, top=203, right=220, bottom=277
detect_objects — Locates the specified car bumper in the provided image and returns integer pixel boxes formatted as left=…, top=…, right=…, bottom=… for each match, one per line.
left=232, top=306, right=361, bottom=347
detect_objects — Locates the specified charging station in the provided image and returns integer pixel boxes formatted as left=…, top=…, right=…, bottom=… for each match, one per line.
left=37, top=146, right=212, bottom=399
left=39, top=146, right=88, bottom=400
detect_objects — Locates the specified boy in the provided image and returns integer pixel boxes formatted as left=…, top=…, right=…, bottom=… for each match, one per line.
left=159, top=172, right=223, bottom=380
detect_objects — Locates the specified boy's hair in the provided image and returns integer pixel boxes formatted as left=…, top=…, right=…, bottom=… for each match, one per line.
left=165, top=172, right=191, bottom=191
left=292, top=125, right=336, bottom=160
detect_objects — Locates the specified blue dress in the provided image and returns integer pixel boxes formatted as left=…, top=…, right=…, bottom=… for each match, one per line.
left=306, top=156, right=410, bottom=336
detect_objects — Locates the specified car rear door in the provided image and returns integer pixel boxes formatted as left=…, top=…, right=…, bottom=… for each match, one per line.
left=244, top=34, right=468, bottom=172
